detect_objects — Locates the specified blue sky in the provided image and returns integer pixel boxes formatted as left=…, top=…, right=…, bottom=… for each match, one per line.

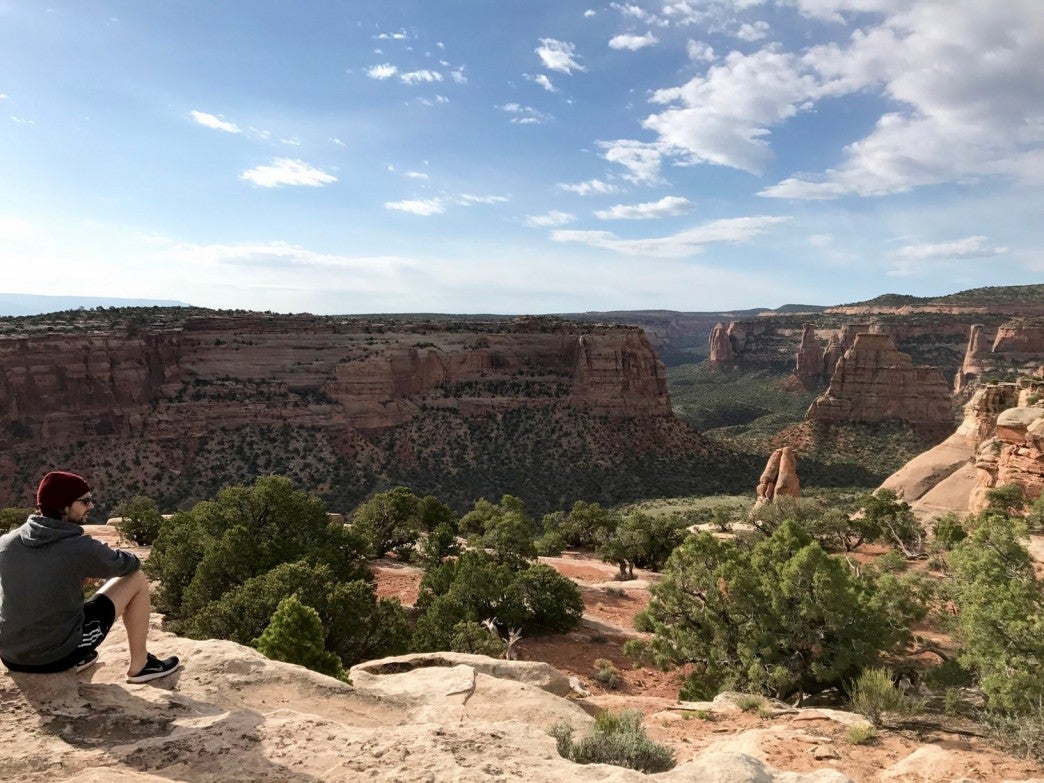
left=1, top=0, right=1041, bottom=314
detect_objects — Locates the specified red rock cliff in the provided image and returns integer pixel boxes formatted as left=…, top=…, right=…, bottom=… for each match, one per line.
left=806, top=333, right=954, bottom=436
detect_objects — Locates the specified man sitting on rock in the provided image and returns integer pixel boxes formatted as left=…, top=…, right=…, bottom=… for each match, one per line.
left=0, top=471, right=181, bottom=683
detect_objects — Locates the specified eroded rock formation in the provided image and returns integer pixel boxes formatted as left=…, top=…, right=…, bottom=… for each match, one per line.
left=707, top=322, right=735, bottom=364
left=955, top=318, right=1044, bottom=392
left=881, top=377, right=1044, bottom=518
left=755, top=446, right=800, bottom=504
left=794, top=324, right=824, bottom=387
left=806, top=334, right=954, bottom=437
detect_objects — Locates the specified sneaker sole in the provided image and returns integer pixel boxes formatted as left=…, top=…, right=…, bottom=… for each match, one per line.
left=126, top=662, right=183, bottom=684
left=74, top=657, right=100, bottom=673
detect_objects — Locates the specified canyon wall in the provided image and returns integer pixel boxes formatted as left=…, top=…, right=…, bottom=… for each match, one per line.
left=0, top=312, right=724, bottom=514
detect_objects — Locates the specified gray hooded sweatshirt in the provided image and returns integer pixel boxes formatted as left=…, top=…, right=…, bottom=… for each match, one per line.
left=0, top=515, right=140, bottom=666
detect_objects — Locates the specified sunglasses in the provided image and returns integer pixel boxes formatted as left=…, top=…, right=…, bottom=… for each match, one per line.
left=75, top=495, right=95, bottom=505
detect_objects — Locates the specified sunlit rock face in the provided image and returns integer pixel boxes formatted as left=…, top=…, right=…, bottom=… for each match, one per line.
left=805, top=334, right=954, bottom=437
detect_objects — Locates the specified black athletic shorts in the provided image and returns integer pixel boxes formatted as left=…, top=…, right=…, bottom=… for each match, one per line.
left=1, top=593, right=117, bottom=673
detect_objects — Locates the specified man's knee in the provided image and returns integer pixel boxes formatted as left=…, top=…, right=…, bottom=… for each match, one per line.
left=96, top=568, right=149, bottom=613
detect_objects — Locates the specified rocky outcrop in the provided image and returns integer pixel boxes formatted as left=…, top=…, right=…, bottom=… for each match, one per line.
left=806, top=334, right=954, bottom=436
left=954, top=319, right=1044, bottom=393
left=794, top=324, right=824, bottom=386
left=881, top=378, right=1044, bottom=518
left=707, top=322, right=735, bottom=364
left=969, top=401, right=1044, bottom=513
left=755, top=447, right=800, bottom=504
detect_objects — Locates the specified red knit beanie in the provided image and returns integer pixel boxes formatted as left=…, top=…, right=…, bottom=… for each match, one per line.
left=36, top=471, right=92, bottom=519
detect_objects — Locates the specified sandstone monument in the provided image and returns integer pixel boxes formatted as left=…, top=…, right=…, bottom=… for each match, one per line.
left=805, top=334, right=954, bottom=437
left=755, top=446, right=800, bottom=506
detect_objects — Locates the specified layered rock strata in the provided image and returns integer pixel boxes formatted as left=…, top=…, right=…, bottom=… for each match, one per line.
left=755, top=446, right=800, bottom=504
left=806, top=334, right=954, bottom=436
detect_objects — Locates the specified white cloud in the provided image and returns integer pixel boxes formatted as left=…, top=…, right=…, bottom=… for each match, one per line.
left=525, top=73, right=559, bottom=93
left=599, top=139, right=664, bottom=184
left=761, top=1, right=1044, bottom=198
left=536, top=38, right=586, bottom=74
left=189, top=110, right=241, bottom=134
left=551, top=215, right=788, bottom=256
left=10, top=116, right=35, bottom=126
left=366, top=63, right=398, bottom=80
left=736, top=21, right=770, bottom=41
left=450, top=68, right=467, bottom=84
left=595, top=196, right=695, bottom=220
left=609, top=32, right=660, bottom=51
left=330, top=137, right=346, bottom=147
left=400, top=69, right=443, bottom=85
left=584, top=8, right=597, bottom=17
left=687, top=40, right=716, bottom=62
left=893, top=235, right=1008, bottom=262
left=526, top=211, right=577, bottom=227
left=640, top=45, right=820, bottom=174
left=455, top=194, right=510, bottom=205
left=0, top=93, right=8, bottom=100
left=240, top=159, right=337, bottom=188
left=499, top=103, right=552, bottom=125
left=385, top=199, right=445, bottom=216
left=376, top=29, right=409, bottom=41
left=610, top=2, right=667, bottom=26
left=557, top=178, right=619, bottom=196
left=405, top=171, right=429, bottom=179
left=417, top=95, right=450, bottom=106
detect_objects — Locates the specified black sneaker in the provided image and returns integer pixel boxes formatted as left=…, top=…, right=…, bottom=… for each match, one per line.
left=126, top=653, right=181, bottom=684
left=73, top=650, right=99, bottom=673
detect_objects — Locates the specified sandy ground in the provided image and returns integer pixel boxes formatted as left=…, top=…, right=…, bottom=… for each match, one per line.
left=370, top=549, right=1044, bottom=782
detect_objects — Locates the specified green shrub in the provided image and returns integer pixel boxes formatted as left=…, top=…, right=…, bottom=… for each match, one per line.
left=848, top=668, right=919, bottom=727
left=736, top=694, right=764, bottom=712
left=637, top=522, right=926, bottom=702
left=874, top=551, right=907, bottom=573
left=535, top=530, right=566, bottom=557
left=112, top=495, right=164, bottom=545
left=932, top=514, right=967, bottom=550
left=984, top=706, right=1044, bottom=763
left=548, top=710, right=675, bottom=773
left=253, top=595, right=346, bottom=680
left=592, top=658, right=621, bottom=689
left=845, top=724, right=876, bottom=745
left=0, top=507, right=33, bottom=533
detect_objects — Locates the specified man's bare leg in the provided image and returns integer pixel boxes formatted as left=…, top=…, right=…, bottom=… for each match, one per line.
left=96, top=569, right=150, bottom=676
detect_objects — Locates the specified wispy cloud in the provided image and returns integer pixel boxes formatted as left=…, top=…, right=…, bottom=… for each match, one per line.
left=599, top=140, right=664, bottom=184
left=400, top=69, right=443, bottom=85
left=536, top=38, right=586, bottom=74
left=0, top=93, right=8, bottom=100
left=450, top=68, right=468, bottom=84
left=366, top=63, right=398, bottom=80
left=240, top=159, right=337, bottom=188
left=455, top=194, right=509, bottom=205
left=687, top=40, right=716, bottom=62
left=893, top=236, right=1008, bottom=262
left=189, top=110, right=241, bottom=134
left=558, top=178, right=619, bottom=196
left=526, top=210, right=577, bottom=227
left=609, top=32, right=660, bottom=51
left=610, top=2, right=667, bottom=26
left=525, top=73, right=559, bottom=93
left=595, top=196, right=694, bottom=220
left=551, top=215, right=788, bottom=256
left=385, top=199, right=445, bottom=216
left=736, top=21, right=770, bottom=41
left=376, top=29, right=409, bottom=41
left=499, top=103, right=552, bottom=125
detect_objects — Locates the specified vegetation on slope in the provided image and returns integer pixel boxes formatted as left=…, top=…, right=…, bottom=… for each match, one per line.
left=839, top=284, right=1044, bottom=308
